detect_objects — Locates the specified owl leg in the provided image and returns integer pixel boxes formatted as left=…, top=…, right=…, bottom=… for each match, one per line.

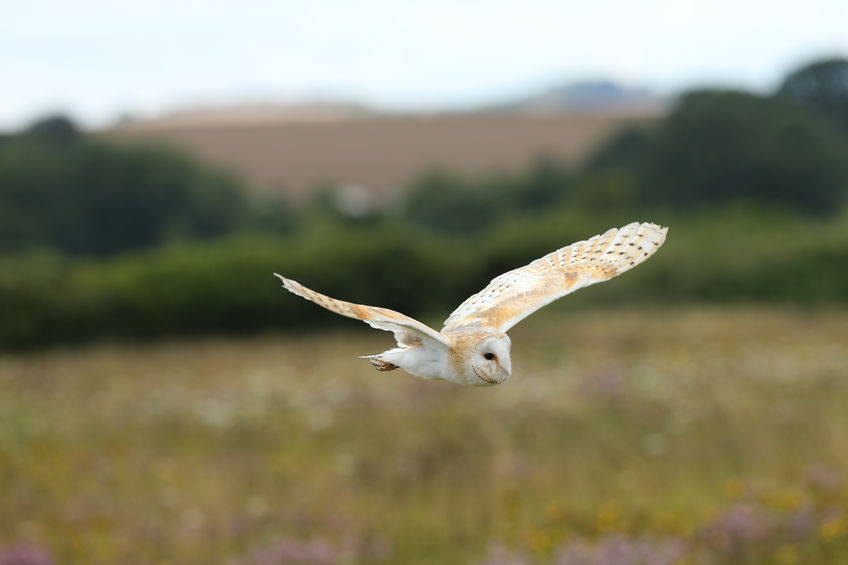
left=361, top=348, right=406, bottom=372
left=369, top=357, right=399, bottom=371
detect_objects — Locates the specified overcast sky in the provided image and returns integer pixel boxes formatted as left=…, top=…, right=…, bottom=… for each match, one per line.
left=3, top=0, right=847, bottom=130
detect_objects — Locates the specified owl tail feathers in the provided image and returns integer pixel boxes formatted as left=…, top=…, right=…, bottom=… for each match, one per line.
left=359, top=354, right=399, bottom=372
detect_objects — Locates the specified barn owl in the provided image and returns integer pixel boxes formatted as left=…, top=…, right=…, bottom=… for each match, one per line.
left=275, top=222, right=667, bottom=386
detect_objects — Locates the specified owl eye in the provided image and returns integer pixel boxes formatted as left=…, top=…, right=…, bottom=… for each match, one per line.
left=484, top=353, right=495, bottom=360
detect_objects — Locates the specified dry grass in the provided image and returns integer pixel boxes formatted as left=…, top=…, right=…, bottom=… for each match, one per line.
left=1, top=306, right=847, bottom=564
left=103, top=111, right=658, bottom=199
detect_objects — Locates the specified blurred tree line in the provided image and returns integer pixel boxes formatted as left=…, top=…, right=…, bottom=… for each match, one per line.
left=1, top=57, right=848, bottom=350
left=0, top=116, right=295, bottom=256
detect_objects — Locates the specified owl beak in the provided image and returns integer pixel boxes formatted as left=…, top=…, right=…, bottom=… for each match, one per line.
left=496, top=359, right=511, bottom=381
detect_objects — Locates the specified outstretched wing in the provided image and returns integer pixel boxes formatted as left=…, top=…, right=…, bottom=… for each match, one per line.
left=442, top=222, right=667, bottom=333
left=274, top=274, right=449, bottom=347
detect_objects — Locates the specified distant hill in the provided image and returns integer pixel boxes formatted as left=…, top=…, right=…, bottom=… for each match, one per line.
left=117, top=101, right=376, bottom=129
left=112, top=79, right=663, bottom=130
left=488, top=79, right=664, bottom=114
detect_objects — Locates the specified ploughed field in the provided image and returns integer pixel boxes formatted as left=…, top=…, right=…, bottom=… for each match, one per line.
left=106, top=111, right=656, bottom=199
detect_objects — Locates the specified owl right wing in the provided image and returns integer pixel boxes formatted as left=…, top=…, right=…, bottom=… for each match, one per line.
left=274, top=274, right=450, bottom=348
left=442, top=222, right=667, bottom=333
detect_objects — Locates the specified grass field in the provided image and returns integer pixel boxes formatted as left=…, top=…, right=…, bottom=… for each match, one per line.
left=1, top=307, right=847, bottom=564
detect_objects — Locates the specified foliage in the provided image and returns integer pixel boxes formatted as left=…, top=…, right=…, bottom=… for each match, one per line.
left=637, top=90, right=848, bottom=216
left=778, top=56, right=848, bottom=132
left=0, top=116, right=253, bottom=256
left=583, top=126, right=650, bottom=173
left=2, top=207, right=848, bottom=351
left=402, top=171, right=504, bottom=235
left=514, top=157, right=574, bottom=211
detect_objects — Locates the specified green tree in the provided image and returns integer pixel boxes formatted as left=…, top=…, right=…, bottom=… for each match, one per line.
left=572, top=126, right=649, bottom=211
left=638, top=90, right=848, bottom=216
left=403, top=171, right=501, bottom=234
left=518, top=157, right=572, bottom=210
left=778, top=57, right=848, bottom=131
left=585, top=126, right=650, bottom=172
left=23, top=114, right=81, bottom=143
left=0, top=115, right=251, bottom=256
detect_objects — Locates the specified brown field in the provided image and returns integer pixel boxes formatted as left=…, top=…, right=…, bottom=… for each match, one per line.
left=103, top=111, right=658, bottom=200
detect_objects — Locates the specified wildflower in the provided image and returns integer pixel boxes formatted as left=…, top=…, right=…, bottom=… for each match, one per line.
left=761, top=488, right=804, bottom=512
left=802, top=464, right=842, bottom=495
left=477, top=542, right=529, bottom=565
left=724, top=477, right=745, bottom=499
left=230, top=537, right=340, bottom=565
left=785, top=507, right=815, bottom=540
left=818, top=512, right=846, bottom=542
left=701, top=503, right=775, bottom=554
left=544, top=501, right=569, bottom=524
left=528, top=529, right=553, bottom=554
left=0, top=545, right=54, bottom=565
left=596, top=500, right=622, bottom=533
left=774, top=544, right=799, bottom=565
left=554, top=534, right=687, bottom=565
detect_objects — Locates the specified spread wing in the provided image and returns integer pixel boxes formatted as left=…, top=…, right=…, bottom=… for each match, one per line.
left=274, top=274, right=449, bottom=348
left=442, top=222, right=667, bottom=333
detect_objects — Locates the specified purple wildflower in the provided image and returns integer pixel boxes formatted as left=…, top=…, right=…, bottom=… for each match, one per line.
left=785, top=506, right=816, bottom=540
left=802, top=464, right=842, bottom=494
left=0, top=545, right=55, bottom=565
left=700, top=502, right=776, bottom=556
left=554, top=534, right=687, bottom=565
left=231, top=538, right=339, bottom=565
left=476, top=542, right=531, bottom=565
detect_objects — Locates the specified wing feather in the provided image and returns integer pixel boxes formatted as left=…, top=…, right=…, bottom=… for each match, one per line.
left=274, top=274, right=449, bottom=347
left=442, top=222, right=667, bottom=333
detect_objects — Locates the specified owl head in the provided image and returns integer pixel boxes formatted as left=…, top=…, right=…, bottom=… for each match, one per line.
left=470, top=334, right=512, bottom=385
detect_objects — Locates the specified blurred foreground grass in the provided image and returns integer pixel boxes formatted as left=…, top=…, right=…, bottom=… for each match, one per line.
left=1, top=307, right=847, bottom=565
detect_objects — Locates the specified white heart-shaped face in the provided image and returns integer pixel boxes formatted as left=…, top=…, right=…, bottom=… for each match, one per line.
left=470, top=335, right=512, bottom=385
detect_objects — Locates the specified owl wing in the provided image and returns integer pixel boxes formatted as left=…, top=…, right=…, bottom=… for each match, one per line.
left=274, top=274, right=450, bottom=348
left=442, top=222, right=667, bottom=333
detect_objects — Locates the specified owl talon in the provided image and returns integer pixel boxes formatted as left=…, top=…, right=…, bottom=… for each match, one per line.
left=370, top=358, right=399, bottom=371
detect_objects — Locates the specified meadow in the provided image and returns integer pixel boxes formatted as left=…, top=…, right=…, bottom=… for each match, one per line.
left=2, top=306, right=847, bottom=564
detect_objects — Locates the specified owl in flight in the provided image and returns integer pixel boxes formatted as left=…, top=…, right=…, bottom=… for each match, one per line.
left=275, top=222, right=667, bottom=386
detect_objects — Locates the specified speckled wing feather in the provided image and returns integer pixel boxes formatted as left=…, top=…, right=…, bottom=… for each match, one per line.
left=274, top=274, right=449, bottom=347
left=442, top=222, right=667, bottom=333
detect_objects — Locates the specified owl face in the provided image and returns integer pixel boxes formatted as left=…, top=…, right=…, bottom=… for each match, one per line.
left=470, top=335, right=512, bottom=385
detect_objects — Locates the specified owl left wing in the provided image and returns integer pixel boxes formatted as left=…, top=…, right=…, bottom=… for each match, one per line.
left=275, top=274, right=450, bottom=348
left=442, top=222, right=667, bottom=333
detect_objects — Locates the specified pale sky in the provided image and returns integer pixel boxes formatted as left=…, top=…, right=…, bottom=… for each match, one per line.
left=3, top=0, right=847, bottom=130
